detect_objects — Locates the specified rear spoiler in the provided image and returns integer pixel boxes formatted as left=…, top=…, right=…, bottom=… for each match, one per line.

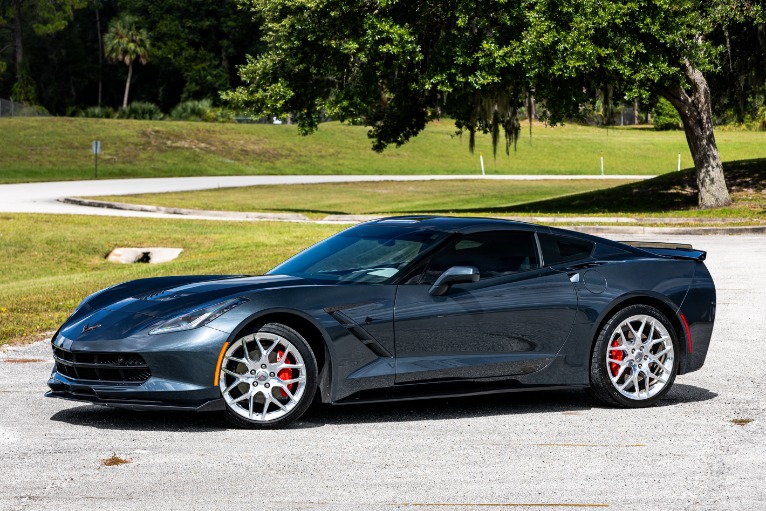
left=620, top=241, right=707, bottom=262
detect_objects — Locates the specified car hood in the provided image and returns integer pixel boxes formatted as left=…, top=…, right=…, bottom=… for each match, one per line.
left=101, top=274, right=312, bottom=319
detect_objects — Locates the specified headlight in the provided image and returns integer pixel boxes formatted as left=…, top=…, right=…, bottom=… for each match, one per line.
left=149, top=297, right=249, bottom=335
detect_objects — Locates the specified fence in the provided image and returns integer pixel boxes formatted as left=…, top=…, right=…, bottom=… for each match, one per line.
left=0, top=98, right=49, bottom=117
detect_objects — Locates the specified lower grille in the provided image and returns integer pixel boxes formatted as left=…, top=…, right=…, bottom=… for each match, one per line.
left=52, top=344, right=151, bottom=383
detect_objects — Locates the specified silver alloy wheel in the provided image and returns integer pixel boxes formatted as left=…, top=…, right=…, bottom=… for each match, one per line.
left=219, top=332, right=307, bottom=422
left=605, top=314, right=675, bottom=400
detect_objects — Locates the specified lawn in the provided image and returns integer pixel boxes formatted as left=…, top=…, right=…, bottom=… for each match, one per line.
left=90, top=159, right=766, bottom=222
left=0, top=214, right=342, bottom=344
left=89, top=179, right=638, bottom=218
left=2, top=117, right=765, bottom=182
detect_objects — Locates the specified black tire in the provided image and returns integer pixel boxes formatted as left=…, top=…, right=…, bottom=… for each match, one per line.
left=221, top=322, right=318, bottom=429
left=589, top=304, right=679, bottom=408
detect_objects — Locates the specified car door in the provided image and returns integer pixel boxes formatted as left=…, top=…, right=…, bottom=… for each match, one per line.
left=393, top=229, right=579, bottom=383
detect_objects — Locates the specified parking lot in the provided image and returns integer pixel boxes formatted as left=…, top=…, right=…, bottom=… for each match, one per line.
left=1, top=233, right=764, bottom=511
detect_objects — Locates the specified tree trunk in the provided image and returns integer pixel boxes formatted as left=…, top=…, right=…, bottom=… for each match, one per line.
left=96, top=7, right=103, bottom=107
left=122, top=62, right=132, bottom=108
left=633, top=98, right=639, bottom=125
left=660, top=60, right=731, bottom=209
left=13, top=0, right=23, bottom=80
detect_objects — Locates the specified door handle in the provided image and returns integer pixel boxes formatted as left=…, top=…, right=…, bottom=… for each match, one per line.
left=569, top=273, right=580, bottom=283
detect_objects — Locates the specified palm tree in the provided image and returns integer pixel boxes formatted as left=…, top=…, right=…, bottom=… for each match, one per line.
left=103, top=16, right=150, bottom=108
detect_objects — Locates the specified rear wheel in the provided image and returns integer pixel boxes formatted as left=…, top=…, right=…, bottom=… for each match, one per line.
left=589, top=305, right=678, bottom=407
left=219, top=323, right=317, bottom=429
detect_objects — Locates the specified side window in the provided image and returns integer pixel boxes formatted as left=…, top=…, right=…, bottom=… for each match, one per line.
left=422, top=230, right=540, bottom=284
left=538, top=233, right=594, bottom=266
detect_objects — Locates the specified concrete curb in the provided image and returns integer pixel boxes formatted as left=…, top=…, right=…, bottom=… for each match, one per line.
left=59, top=197, right=311, bottom=222
left=59, top=197, right=766, bottom=235
left=564, top=225, right=766, bottom=235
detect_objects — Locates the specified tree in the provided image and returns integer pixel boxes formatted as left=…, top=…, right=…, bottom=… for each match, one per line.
left=0, top=0, right=87, bottom=103
left=104, top=15, right=149, bottom=108
left=118, top=0, right=262, bottom=109
left=226, top=0, right=762, bottom=208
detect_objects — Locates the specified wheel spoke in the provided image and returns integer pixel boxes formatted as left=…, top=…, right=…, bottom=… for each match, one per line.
left=264, top=339, right=279, bottom=357
left=647, top=355, right=669, bottom=370
left=241, top=337, right=251, bottom=362
left=648, top=364, right=668, bottom=382
left=261, top=396, right=270, bottom=420
left=222, top=368, right=241, bottom=378
left=223, top=379, right=242, bottom=395
left=636, top=318, right=647, bottom=341
left=647, top=335, right=670, bottom=348
left=225, top=356, right=246, bottom=365
left=277, top=383, right=296, bottom=403
left=610, top=364, right=628, bottom=383
left=278, top=363, right=304, bottom=370
left=279, top=376, right=306, bottom=385
left=248, top=393, right=255, bottom=419
left=232, top=393, right=249, bottom=404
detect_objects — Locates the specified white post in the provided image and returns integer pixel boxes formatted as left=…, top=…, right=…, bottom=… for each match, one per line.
left=479, top=152, right=485, bottom=176
left=600, top=154, right=604, bottom=176
left=677, top=153, right=681, bottom=172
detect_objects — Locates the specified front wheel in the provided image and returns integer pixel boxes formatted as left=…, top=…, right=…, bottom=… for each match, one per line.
left=219, top=323, right=318, bottom=429
left=589, top=305, right=679, bottom=408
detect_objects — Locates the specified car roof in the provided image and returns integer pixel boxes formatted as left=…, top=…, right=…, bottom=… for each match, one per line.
left=368, top=215, right=539, bottom=233
left=364, top=216, right=640, bottom=254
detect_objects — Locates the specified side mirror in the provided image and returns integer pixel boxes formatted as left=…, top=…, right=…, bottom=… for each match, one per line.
left=428, top=266, right=480, bottom=296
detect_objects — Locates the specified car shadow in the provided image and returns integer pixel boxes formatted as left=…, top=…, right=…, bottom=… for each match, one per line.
left=297, top=383, right=717, bottom=427
left=49, top=383, right=716, bottom=431
left=49, top=406, right=228, bottom=432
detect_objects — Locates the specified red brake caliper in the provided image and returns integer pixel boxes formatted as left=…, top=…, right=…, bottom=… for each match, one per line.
left=276, top=350, right=294, bottom=398
left=609, top=339, right=623, bottom=377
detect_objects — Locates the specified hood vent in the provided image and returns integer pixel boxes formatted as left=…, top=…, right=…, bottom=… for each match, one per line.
left=135, top=290, right=195, bottom=301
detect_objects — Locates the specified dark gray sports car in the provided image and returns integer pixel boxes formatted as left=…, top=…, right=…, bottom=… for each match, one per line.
left=47, top=216, right=715, bottom=428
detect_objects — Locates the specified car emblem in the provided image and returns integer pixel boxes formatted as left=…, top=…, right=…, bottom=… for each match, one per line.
left=82, top=323, right=101, bottom=333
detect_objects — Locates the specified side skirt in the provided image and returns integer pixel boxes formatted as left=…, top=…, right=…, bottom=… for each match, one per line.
left=332, top=382, right=587, bottom=405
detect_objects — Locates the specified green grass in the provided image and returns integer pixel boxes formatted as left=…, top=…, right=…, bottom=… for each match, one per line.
left=91, top=159, right=766, bottom=222
left=2, top=117, right=765, bottom=183
left=0, top=214, right=342, bottom=344
left=90, top=179, right=637, bottom=218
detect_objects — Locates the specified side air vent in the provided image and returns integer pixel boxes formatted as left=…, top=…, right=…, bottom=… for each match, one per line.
left=327, top=310, right=393, bottom=358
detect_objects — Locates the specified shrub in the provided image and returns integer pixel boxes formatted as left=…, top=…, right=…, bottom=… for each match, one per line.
left=119, top=101, right=163, bottom=120
left=78, top=106, right=116, bottom=119
left=756, top=106, right=766, bottom=131
left=652, top=98, right=682, bottom=131
left=170, top=99, right=213, bottom=121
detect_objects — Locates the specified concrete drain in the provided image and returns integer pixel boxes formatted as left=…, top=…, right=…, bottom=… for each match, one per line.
left=106, top=247, right=183, bottom=264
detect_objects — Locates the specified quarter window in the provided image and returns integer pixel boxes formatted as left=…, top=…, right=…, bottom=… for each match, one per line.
left=538, top=233, right=594, bottom=266
left=422, top=230, right=540, bottom=284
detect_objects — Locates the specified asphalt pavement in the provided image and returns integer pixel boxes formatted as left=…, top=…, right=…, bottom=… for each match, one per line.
left=0, top=234, right=763, bottom=511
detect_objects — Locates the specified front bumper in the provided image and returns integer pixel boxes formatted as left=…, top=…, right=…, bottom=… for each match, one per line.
left=45, top=383, right=224, bottom=411
left=46, top=320, right=230, bottom=411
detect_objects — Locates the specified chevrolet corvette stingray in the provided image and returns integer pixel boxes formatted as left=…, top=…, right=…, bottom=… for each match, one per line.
left=47, top=217, right=715, bottom=428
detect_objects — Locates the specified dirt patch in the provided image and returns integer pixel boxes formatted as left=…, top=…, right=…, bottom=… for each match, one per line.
left=3, top=358, right=46, bottom=363
left=731, top=418, right=754, bottom=426
left=101, top=455, right=131, bottom=467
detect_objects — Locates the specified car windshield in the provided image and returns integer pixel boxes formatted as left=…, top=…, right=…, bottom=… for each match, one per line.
left=268, top=224, right=450, bottom=284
